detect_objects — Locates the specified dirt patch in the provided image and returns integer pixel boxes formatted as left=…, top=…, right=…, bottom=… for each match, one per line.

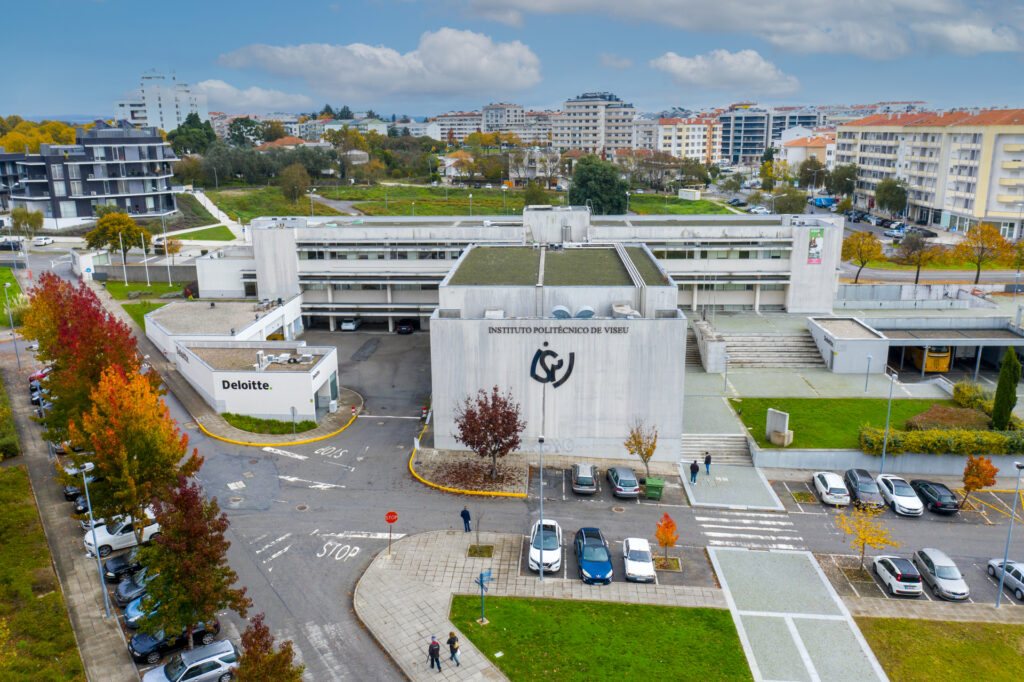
left=415, top=448, right=528, bottom=495
left=654, top=556, right=681, bottom=571
left=468, top=544, right=494, bottom=558
left=792, top=491, right=818, bottom=504
left=906, top=404, right=990, bottom=431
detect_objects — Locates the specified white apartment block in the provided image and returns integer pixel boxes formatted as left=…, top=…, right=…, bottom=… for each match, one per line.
left=114, top=73, right=209, bottom=132
left=632, top=120, right=658, bottom=151
left=552, top=92, right=638, bottom=154
left=838, top=109, right=1024, bottom=236
left=433, top=112, right=483, bottom=142
left=656, top=117, right=723, bottom=165
left=482, top=103, right=525, bottom=132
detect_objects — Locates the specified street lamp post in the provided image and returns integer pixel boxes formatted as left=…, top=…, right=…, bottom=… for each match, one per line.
left=502, top=186, right=507, bottom=215
left=626, top=191, right=631, bottom=213
left=996, top=461, right=1024, bottom=607
left=290, top=406, right=297, bottom=436
left=160, top=212, right=172, bottom=284
left=3, top=283, right=21, bottom=371
left=538, top=382, right=546, bottom=582
left=879, top=372, right=896, bottom=475
left=117, top=232, right=128, bottom=284
left=723, top=354, right=730, bottom=393
left=412, top=202, right=415, bottom=217
left=309, top=191, right=314, bottom=217
left=212, top=166, right=218, bottom=189
left=140, top=232, right=150, bottom=287
left=865, top=355, right=872, bottom=392
left=469, top=194, right=473, bottom=216
left=83, top=470, right=111, bottom=617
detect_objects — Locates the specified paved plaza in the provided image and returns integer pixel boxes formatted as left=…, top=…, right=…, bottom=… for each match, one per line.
left=680, top=463, right=786, bottom=511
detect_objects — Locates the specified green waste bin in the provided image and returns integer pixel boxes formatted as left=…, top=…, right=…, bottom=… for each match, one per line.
left=645, top=477, right=664, bottom=500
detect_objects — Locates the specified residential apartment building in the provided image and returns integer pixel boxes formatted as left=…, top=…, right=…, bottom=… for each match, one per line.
left=0, top=151, right=21, bottom=211
left=482, top=103, right=525, bottom=132
left=520, top=111, right=556, bottom=144
left=632, top=119, right=658, bottom=151
left=770, top=107, right=826, bottom=142
left=114, top=72, right=209, bottom=132
left=782, top=132, right=837, bottom=170
left=718, top=103, right=770, bottom=166
left=656, top=117, right=723, bottom=165
left=9, top=121, right=177, bottom=226
left=551, top=92, right=638, bottom=154
left=838, top=109, right=1024, bottom=235
left=433, top=112, right=482, bottom=142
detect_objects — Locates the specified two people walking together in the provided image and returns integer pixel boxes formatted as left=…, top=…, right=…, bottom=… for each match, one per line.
left=427, top=632, right=460, bottom=671
left=690, top=452, right=712, bottom=483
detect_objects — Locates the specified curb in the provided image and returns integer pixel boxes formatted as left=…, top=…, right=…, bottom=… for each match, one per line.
left=407, top=425, right=527, bottom=498
left=197, top=410, right=359, bottom=447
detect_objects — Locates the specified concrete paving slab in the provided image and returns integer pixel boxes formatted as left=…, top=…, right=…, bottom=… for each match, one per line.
left=727, top=370, right=819, bottom=398
left=740, top=615, right=811, bottom=682
left=683, top=396, right=747, bottom=434
left=680, top=464, right=785, bottom=511
left=712, top=549, right=840, bottom=615
left=795, top=617, right=883, bottom=682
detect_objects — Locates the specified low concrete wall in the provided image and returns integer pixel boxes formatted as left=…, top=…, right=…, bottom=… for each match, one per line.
left=693, top=320, right=727, bottom=373
left=834, top=284, right=998, bottom=310
left=94, top=264, right=197, bottom=284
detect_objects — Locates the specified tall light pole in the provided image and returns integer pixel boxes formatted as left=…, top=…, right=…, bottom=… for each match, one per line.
left=212, top=166, right=218, bottom=189
left=723, top=354, right=730, bottom=394
left=160, top=212, right=171, bottom=284
left=83, top=469, right=111, bottom=618
left=879, top=372, right=896, bottom=475
left=996, top=461, right=1024, bottom=607
left=140, top=232, right=150, bottom=287
left=4, top=283, right=21, bottom=370
left=864, top=354, right=872, bottom=392
left=412, top=201, right=416, bottom=217
left=117, top=232, right=128, bottom=284
left=538, top=383, right=546, bottom=582
left=469, top=193, right=473, bottom=216
left=502, top=186, right=507, bottom=215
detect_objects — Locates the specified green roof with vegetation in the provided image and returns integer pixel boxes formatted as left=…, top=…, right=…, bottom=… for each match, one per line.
left=626, top=246, right=668, bottom=285
left=448, top=246, right=540, bottom=286
left=544, top=248, right=631, bottom=286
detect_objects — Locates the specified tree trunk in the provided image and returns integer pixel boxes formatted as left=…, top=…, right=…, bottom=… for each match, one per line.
left=643, top=461, right=651, bottom=480
left=974, top=263, right=982, bottom=285
left=859, top=543, right=866, bottom=571
left=855, top=263, right=865, bottom=284
left=914, top=264, right=921, bottom=285
left=490, top=452, right=497, bottom=480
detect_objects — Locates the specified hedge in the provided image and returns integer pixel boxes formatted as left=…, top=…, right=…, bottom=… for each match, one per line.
left=0, top=371, right=20, bottom=460
left=221, top=412, right=317, bottom=434
left=953, top=381, right=1023, bottom=429
left=859, top=426, right=1024, bottom=456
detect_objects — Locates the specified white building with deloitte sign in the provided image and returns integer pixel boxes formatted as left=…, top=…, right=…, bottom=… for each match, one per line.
left=430, top=243, right=686, bottom=460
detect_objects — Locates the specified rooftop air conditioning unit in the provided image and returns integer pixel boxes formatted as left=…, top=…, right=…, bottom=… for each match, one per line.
left=275, top=353, right=291, bottom=363
left=300, top=354, right=313, bottom=363
left=551, top=305, right=571, bottom=319
left=612, top=303, right=640, bottom=319
left=264, top=354, right=276, bottom=363
left=574, top=305, right=595, bottom=319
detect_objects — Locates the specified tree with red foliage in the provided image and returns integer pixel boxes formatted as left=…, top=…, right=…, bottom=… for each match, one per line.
left=20, top=272, right=74, bottom=362
left=453, top=386, right=526, bottom=479
left=655, top=513, right=678, bottom=559
left=137, top=474, right=249, bottom=650
left=961, top=454, right=999, bottom=510
left=233, top=613, right=305, bottom=682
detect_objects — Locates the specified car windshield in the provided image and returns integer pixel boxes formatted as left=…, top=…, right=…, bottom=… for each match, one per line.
left=937, top=494, right=957, bottom=503
left=891, top=480, right=914, bottom=495
left=936, top=565, right=961, bottom=580
left=618, top=476, right=637, bottom=487
left=131, top=569, right=147, bottom=587
left=627, top=549, right=652, bottom=563
left=575, top=476, right=594, bottom=486
left=859, top=480, right=879, bottom=493
left=163, top=654, right=186, bottom=680
left=582, top=545, right=609, bottom=562
left=828, top=487, right=847, bottom=495
left=532, top=529, right=559, bottom=550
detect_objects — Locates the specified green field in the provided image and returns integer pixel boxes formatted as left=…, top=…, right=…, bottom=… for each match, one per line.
left=0, top=266, right=21, bottom=296
left=863, top=258, right=1013, bottom=272
left=449, top=596, right=751, bottom=680
left=173, top=225, right=235, bottom=241
left=121, top=301, right=168, bottom=328
left=207, top=187, right=343, bottom=223
left=138, top=192, right=217, bottom=233
left=0, top=466, right=85, bottom=680
left=0, top=363, right=18, bottom=459
left=857, top=617, right=1024, bottom=682
left=734, top=397, right=955, bottom=449
left=104, top=282, right=183, bottom=300
left=629, top=195, right=733, bottom=215
left=320, top=184, right=549, bottom=216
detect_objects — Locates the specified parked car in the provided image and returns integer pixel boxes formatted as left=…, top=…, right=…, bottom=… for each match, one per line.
left=527, top=519, right=562, bottom=573
left=622, top=537, right=656, bottom=583
left=843, top=469, right=884, bottom=507
left=873, top=556, right=923, bottom=597
left=72, top=493, right=91, bottom=516
left=878, top=218, right=893, bottom=229
left=114, top=567, right=154, bottom=607
left=570, top=462, right=598, bottom=495
left=727, top=198, right=741, bottom=206
left=876, top=474, right=924, bottom=516
left=884, top=228, right=905, bottom=239
left=141, top=639, right=239, bottom=682
left=987, top=559, right=1024, bottom=602
left=124, top=594, right=160, bottom=629
left=61, top=461, right=96, bottom=500
left=913, top=548, right=969, bottom=600
left=395, top=318, right=416, bottom=334
left=606, top=466, right=640, bottom=498
left=749, top=205, right=770, bottom=215
left=103, top=548, right=142, bottom=583
left=734, top=200, right=747, bottom=207
left=84, top=508, right=160, bottom=557
left=908, top=227, right=938, bottom=239
left=128, top=621, right=220, bottom=664
left=340, top=317, right=362, bottom=331
left=30, top=388, right=49, bottom=405
left=812, top=471, right=850, bottom=506
left=0, top=240, right=23, bottom=251
left=29, top=366, right=53, bottom=385
left=33, top=236, right=54, bottom=246
left=909, top=480, right=960, bottom=514
left=574, top=527, right=613, bottom=584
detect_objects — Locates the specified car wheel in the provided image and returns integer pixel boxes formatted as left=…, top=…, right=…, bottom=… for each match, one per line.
left=98, top=545, right=112, bottom=558
left=201, top=632, right=215, bottom=645
left=888, top=582, right=895, bottom=596
left=146, top=651, right=160, bottom=664
left=1015, top=588, right=1023, bottom=601
left=988, top=565, right=997, bottom=577
left=218, top=673, right=233, bottom=682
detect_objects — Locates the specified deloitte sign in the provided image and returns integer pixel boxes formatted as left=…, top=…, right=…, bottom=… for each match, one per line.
left=221, top=379, right=272, bottom=391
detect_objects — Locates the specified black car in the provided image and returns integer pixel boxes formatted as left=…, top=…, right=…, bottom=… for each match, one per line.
left=114, top=568, right=153, bottom=608
left=30, top=389, right=49, bottom=405
left=727, top=198, right=741, bottom=206
left=878, top=218, right=893, bottom=228
left=395, top=319, right=416, bottom=334
left=72, top=493, right=91, bottom=515
left=734, top=200, right=748, bottom=207
left=103, top=548, right=142, bottom=583
left=127, top=621, right=220, bottom=664
left=843, top=469, right=884, bottom=507
left=908, top=227, right=938, bottom=239
left=0, top=240, right=23, bottom=251
left=63, top=474, right=102, bottom=501
left=909, top=480, right=960, bottom=513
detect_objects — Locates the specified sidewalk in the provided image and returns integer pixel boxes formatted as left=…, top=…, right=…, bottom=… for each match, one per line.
left=845, top=595, right=1024, bottom=623
left=190, top=190, right=244, bottom=240
left=353, top=530, right=726, bottom=681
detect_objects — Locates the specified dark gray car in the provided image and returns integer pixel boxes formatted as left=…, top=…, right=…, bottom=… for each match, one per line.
left=913, top=548, right=969, bottom=601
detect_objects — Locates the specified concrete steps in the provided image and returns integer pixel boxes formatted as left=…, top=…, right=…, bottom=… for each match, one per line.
left=685, top=328, right=702, bottom=367
left=720, top=331, right=825, bottom=368
left=681, top=434, right=753, bottom=467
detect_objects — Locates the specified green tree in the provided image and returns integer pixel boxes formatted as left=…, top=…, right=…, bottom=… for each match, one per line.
left=874, top=178, right=908, bottom=215
left=761, top=146, right=776, bottom=163
left=166, top=113, right=216, bottom=155
left=93, top=203, right=122, bottom=218
left=720, top=175, right=742, bottom=195
left=708, top=165, right=721, bottom=180
left=233, top=613, right=305, bottom=681
left=759, top=161, right=776, bottom=192
left=836, top=196, right=853, bottom=214
left=173, top=156, right=204, bottom=186
left=772, top=185, right=808, bottom=214
left=338, top=105, right=353, bottom=119
left=842, top=231, right=884, bottom=284
left=85, top=212, right=149, bottom=257
left=568, top=155, right=627, bottom=214
left=678, top=158, right=710, bottom=187
left=523, top=181, right=549, bottom=206
left=828, top=163, right=858, bottom=197
left=279, top=163, right=311, bottom=203
left=260, top=120, right=287, bottom=143
left=992, top=347, right=1021, bottom=430
left=320, top=104, right=335, bottom=118
left=798, top=156, right=826, bottom=188
left=228, top=117, right=261, bottom=146
left=10, top=206, right=43, bottom=238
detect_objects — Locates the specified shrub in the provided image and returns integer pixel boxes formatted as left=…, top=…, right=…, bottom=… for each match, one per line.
left=0, top=372, right=19, bottom=460
left=221, top=412, right=317, bottom=434
left=859, top=426, right=1022, bottom=456
left=953, top=381, right=993, bottom=412
left=993, top=348, right=1021, bottom=430
left=904, top=405, right=990, bottom=431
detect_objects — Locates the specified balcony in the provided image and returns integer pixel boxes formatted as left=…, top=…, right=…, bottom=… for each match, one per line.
left=1005, top=144, right=1024, bottom=153
left=999, top=177, right=1024, bottom=187
left=998, top=194, right=1024, bottom=205
left=1002, top=161, right=1024, bottom=170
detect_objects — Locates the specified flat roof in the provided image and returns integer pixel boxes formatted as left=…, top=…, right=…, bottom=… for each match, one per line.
left=544, top=249, right=631, bottom=286
left=186, top=345, right=328, bottom=372
left=815, top=318, right=882, bottom=339
left=883, top=329, right=1024, bottom=341
left=625, top=246, right=668, bottom=286
left=448, top=245, right=667, bottom=287
left=448, top=246, right=540, bottom=286
left=148, top=301, right=268, bottom=336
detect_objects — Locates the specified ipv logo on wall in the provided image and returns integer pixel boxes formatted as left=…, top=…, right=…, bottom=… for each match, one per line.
left=530, top=342, right=574, bottom=388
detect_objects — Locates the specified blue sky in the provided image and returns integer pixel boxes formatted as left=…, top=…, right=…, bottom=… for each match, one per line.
left=5, top=0, right=1023, bottom=119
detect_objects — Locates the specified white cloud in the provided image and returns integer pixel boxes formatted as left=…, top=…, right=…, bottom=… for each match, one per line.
left=650, top=49, right=800, bottom=95
left=195, top=80, right=313, bottom=112
left=218, top=28, right=542, bottom=101
left=465, top=0, right=1021, bottom=58
left=599, top=52, right=633, bottom=69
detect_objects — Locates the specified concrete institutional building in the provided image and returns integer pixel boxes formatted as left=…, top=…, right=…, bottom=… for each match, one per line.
left=114, top=73, right=209, bottom=132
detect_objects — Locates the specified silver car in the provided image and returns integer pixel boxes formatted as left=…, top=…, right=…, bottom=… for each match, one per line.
left=571, top=463, right=598, bottom=495
left=913, top=548, right=969, bottom=601
left=987, top=559, right=1024, bottom=602
left=142, top=639, right=237, bottom=682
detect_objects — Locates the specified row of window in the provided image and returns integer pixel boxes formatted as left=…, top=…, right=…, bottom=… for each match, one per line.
left=652, top=249, right=787, bottom=260
left=298, top=250, right=463, bottom=261
left=304, top=283, right=440, bottom=291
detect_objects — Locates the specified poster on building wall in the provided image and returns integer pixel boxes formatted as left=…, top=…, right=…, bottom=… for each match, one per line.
left=807, top=227, right=823, bottom=264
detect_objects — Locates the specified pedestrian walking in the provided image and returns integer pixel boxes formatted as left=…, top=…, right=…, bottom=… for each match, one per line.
left=460, top=506, right=471, bottom=532
left=690, top=460, right=699, bottom=484
left=704, top=452, right=712, bottom=475
left=447, top=631, right=460, bottom=666
left=427, top=635, right=442, bottom=672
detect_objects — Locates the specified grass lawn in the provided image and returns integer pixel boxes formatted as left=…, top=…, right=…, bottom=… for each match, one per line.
left=121, top=301, right=168, bottom=328
left=0, top=266, right=21, bottom=296
left=173, top=225, right=235, bottom=241
left=863, top=258, right=1010, bottom=272
left=0, top=466, right=85, bottom=680
left=104, top=282, right=183, bottom=300
left=207, top=187, right=343, bottom=223
left=856, top=617, right=1024, bottom=682
left=138, top=192, right=217, bottom=233
left=318, top=183, right=557, bottom=216
left=629, top=195, right=733, bottom=215
left=449, top=596, right=751, bottom=680
left=734, top=397, right=955, bottom=449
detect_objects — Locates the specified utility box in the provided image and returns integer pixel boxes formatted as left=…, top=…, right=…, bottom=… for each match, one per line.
left=645, top=477, right=664, bottom=500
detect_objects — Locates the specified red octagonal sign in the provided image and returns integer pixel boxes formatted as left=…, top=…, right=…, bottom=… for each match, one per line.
left=385, top=510, right=398, bottom=524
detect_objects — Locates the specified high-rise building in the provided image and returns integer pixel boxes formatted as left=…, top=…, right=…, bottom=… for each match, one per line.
left=656, top=118, right=723, bottom=165
left=718, top=103, right=770, bottom=166
left=552, top=92, right=638, bottom=154
left=482, top=103, right=526, bottom=132
left=114, top=72, right=209, bottom=132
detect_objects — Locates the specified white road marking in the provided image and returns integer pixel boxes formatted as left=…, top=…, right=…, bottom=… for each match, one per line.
left=708, top=540, right=804, bottom=550
left=695, top=515, right=793, bottom=526
left=278, top=475, right=345, bottom=490
left=255, top=533, right=292, bottom=555
left=318, top=531, right=405, bottom=540
left=697, top=511, right=806, bottom=551
left=263, top=446, right=309, bottom=461
left=302, top=622, right=345, bottom=682
left=703, top=531, right=804, bottom=541
left=227, top=481, right=246, bottom=490
left=263, top=544, right=292, bottom=563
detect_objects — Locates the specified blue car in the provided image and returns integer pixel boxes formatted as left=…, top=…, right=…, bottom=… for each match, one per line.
left=124, top=595, right=160, bottom=630
left=574, top=527, right=613, bottom=585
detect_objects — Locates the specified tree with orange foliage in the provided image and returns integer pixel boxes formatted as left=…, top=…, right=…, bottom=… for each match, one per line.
left=655, top=513, right=678, bottom=559
left=68, top=367, right=202, bottom=544
left=951, top=223, right=1011, bottom=284
left=961, top=454, right=999, bottom=510
left=233, top=613, right=305, bottom=681
left=624, top=419, right=658, bottom=480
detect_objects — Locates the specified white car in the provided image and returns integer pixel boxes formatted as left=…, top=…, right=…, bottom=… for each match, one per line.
left=622, top=537, right=656, bottom=583
left=527, top=519, right=562, bottom=573
left=812, top=471, right=850, bottom=506
left=33, top=236, right=54, bottom=246
left=876, top=474, right=924, bottom=516
left=873, top=556, right=923, bottom=597
left=340, top=317, right=362, bottom=331
left=84, top=508, right=160, bottom=557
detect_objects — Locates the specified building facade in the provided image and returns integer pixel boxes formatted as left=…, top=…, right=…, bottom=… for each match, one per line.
left=482, top=103, right=526, bottom=132
left=718, top=104, right=770, bottom=166
left=433, top=112, right=483, bottom=142
left=552, top=92, right=638, bottom=154
left=656, top=117, right=723, bottom=165
left=114, top=73, right=209, bottom=132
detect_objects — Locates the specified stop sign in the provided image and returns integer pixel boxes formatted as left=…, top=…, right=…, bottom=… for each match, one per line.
left=385, top=511, right=398, bottom=524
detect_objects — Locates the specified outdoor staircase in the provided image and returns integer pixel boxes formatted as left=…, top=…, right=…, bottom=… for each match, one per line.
left=719, top=331, right=825, bottom=369
left=681, top=434, right=753, bottom=467
left=685, top=328, right=702, bottom=367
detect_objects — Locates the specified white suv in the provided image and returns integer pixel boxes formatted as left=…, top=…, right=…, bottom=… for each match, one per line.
left=143, top=639, right=238, bottom=682
left=84, top=508, right=160, bottom=557
left=873, top=556, right=923, bottom=597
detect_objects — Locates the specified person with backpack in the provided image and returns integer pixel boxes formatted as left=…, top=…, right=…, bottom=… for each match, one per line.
left=446, top=631, right=460, bottom=666
left=427, top=635, right=442, bottom=672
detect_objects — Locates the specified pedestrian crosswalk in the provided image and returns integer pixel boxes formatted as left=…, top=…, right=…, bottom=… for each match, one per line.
left=695, top=510, right=805, bottom=550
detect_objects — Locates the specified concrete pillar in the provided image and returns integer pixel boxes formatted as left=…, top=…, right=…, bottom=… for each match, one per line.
left=900, top=346, right=906, bottom=371
left=327, top=285, right=335, bottom=331
left=691, top=283, right=698, bottom=312
left=387, top=284, right=395, bottom=332
left=921, top=346, right=928, bottom=378
left=753, top=283, right=760, bottom=313
left=974, top=345, right=982, bottom=381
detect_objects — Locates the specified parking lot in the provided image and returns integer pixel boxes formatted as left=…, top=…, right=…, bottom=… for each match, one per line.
left=526, top=466, right=689, bottom=508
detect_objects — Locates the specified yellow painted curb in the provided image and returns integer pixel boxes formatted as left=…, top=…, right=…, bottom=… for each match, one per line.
left=407, top=424, right=527, bottom=498
left=197, top=411, right=358, bottom=447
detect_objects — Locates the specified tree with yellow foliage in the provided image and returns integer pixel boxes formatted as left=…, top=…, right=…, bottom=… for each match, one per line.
left=836, top=505, right=899, bottom=570
left=842, top=231, right=884, bottom=283
left=951, top=223, right=1011, bottom=284
left=0, top=118, right=75, bottom=153
left=624, top=419, right=658, bottom=480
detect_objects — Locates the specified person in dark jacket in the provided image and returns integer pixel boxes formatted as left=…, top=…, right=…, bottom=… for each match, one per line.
left=460, top=506, right=471, bottom=532
left=447, top=631, right=460, bottom=666
left=690, top=460, right=699, bottom=484
left=428, top=636, right=441, bottom=671
left=704, top=452, right=712, bottom=475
